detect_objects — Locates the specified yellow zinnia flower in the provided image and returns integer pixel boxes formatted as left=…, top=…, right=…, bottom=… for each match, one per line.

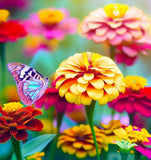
left=55, top=52, right=125, bottom=105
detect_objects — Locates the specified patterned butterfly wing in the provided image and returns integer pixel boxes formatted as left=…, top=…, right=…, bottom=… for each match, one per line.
left=7, top=62, right=45, bottom=84
left=7, top=62, right=49, bottom=105
left=17, top=78, right=48, bottom=105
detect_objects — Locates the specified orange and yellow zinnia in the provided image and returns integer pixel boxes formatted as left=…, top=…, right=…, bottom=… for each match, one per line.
left=55, top=52, right=125, bottom=105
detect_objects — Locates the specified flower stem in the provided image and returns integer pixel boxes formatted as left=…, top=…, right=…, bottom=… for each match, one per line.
left=85, top=100, right=100, bottom=160
left=0, top=43, right=5, bottom=91
left=129, top=114, right=134, bottom=125
left=135, top=150, right=141, bottom=160
left=11, top=137, right=22, bottom=160
left=120, top=153, right=128, bottom=160
left=57, top=111, right=64, bottom=135
left=109, top=45, right=116, bottom=60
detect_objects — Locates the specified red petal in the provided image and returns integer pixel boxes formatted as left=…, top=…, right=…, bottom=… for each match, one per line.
left=14, top=130, right=27, bottom=141
left=26, top=119, right=43, bottom=131
left=0, top=131, right=11, bottom=143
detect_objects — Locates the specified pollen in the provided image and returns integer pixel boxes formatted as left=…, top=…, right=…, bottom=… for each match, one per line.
left=38, top=9, right=64, bottom=25
left=3, top=102, right=23, bottom=113
left=104, top=4, right=129, bottom=19
left=0, top=9, right=10, bottom=23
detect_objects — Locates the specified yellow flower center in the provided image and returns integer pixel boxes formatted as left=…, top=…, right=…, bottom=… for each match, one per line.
left=104, top=4, right=129, bottom=19
left=3, top=102, right=23, bottom=113
left=27, top=152, right=45, bottom=160
left=124, top=76, right=147, bottom=91
left=82, top=52, right=102, bottom=69
left=0, top=9, right=9, bottom=23
left=125, top=125, right=151, bottom=143
left=38, top=9, right=64, bottom=25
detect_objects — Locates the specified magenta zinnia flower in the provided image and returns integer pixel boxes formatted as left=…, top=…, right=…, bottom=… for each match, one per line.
left=81, top=4, right=150, bottom=46
left=108, top=76, right=151, bottom=117
left=24, top=8, right=79, bottom=40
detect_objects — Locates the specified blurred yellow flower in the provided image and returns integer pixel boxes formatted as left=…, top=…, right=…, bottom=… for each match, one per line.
left=55, top=52, right=125, bottom=105
left=0, top=9, right=9, bottom=22
left=38, top=9, right=64, bottom=25
left=26, top=152, right=45, bottom=160
left=124, top=76, right=147, bottom=91
left=3, top=102, right=23, bottom=113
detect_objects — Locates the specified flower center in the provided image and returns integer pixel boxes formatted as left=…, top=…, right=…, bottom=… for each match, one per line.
left=83, top=52, right=102, bottom=70
left=0, top=9, right=9, bottom=23
left=124, top=76, right=147, bottom=91
left=3, top=102, right=23, bottom=113
left=125, top=125, right=151, bottom=143
left=38, top=9, right=64, bottom=25
left=104, top=4, right=129, bottom=19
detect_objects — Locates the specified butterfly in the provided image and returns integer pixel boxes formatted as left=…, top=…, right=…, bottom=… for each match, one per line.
left=7, top=62, right=49, bottom=105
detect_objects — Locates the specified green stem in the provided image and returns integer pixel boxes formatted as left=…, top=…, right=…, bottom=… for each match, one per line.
left=129, top=114, right=134, bottom=125
left=0, top=43, right=5, bottom=91
left=11, top=137, right=22, bottom=160
left=109, top=45, right=116, bottom=60
left=120, top=153, right=128, bottom=160
left=57, top=111, right=64, bottom=135
left=135, top=149, right=141, bottom=160
left=85, top=100, right=100, bottom=160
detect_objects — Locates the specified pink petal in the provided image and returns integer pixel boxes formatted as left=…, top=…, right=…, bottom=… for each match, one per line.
left=123, top=46, right=138, bottom=57
left=107, top=30, right=116, bottom=40
left=116, top=27, right=127, bottom=35
left=124, top=21, right=140, bottom=29
left=88, top=22, right=102, bottom=29
left=107, top=21, right=122, bottom=28
left=110, top=35, right=123, bottom=45
left=96, top=26, right=108, bottom=36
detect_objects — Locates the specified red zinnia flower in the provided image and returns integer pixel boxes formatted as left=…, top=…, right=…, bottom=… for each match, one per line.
left=0, top=102, right=43, bottom=143
left=108, top=76, right=151, bottom=117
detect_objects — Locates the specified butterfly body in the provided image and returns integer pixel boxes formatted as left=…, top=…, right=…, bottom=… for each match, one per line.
left=7, top=62, right=49, bottom=105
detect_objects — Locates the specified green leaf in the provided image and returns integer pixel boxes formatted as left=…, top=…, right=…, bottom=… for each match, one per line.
left=11, top=134, right=56, bottom=160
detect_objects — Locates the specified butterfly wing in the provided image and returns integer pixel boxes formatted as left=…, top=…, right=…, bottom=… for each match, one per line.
left=7, top=62, right=45, bottom=84
left=17, top=78, right=49, bottom=105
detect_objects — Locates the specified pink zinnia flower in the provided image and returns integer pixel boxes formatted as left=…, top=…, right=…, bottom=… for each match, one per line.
left=81, top=4, right=150, bottom=46
left=115, top=35, right=151, bottom=66
left=35, top=86, right=81, bottom=113
left=24, top=8, right=79, bottom=40
left=108, top=76, right=151, bottom=117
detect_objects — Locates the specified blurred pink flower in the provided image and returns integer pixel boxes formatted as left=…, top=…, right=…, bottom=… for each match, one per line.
left=24, top=8, right=79, bottom=40
left=115, top=36, right=151, bottom=66
left=108, top=76, right=151, bottom=117
left=35, top=86, right=81, bottom=113
left=81, top=4, right=150, bottom=46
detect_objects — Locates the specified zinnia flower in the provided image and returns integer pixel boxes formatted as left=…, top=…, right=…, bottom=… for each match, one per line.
left=55, top=52, right=125, bottom=105
left=81, top=4, right=150, bottom=46
left=35, top=86, right=80, bottom=113
left=0, top=9, right=27, bottom=42
left=23, top=35, right=58, bottom=57
left=57, top=120, right=122, bottom=159
left=57, top=124, right=103, bottom=158
left=114, top=125, right=151, bottom=159
left=108, top=75, right=151, bottom=117
left=0, top=102, right=43, bottom=143
left=24, top=8, right=79, bottom=40
left=115, top=36, right=151, bottom=66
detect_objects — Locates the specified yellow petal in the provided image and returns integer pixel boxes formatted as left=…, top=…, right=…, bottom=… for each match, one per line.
left=87, top=147, right=97, bottom=157
left=77, top=83, right=88, bottom=93
left=81, top=93, right=92, bottom=105
left=74, top=95, right=82, bottom=105
left=90, top=78, right=104, bottom=89
left=100, top=75, right=114, bottom=84
left=77, top=77, right=88, bottom=84
left=73, top=141, right=83, bottom=149
left=83, top=73, right=94, bottom=81
left=76, top=150, right=87, bottom=159
left=98, top=94, right=109, bottom=105
left=83, top=143, right=93, bottom=150
left=55, top=76, right=66, bottom=88
left=70, top=83, right=80, bottom=95
left=87, top=86, right=104, bottom=100
left=65, top=91, right=78, bottom=103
